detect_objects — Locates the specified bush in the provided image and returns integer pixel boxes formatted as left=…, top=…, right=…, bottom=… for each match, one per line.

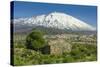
left=63, top=56, right=74, bottom=63
left=14, top=42, right=25, bottom=48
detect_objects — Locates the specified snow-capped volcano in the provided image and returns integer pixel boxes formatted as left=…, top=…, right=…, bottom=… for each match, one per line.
left=13, top=12, right=96, bottom=32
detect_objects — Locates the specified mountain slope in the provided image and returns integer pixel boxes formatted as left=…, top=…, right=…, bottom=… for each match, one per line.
left=13, top=12, right=96, bottom=33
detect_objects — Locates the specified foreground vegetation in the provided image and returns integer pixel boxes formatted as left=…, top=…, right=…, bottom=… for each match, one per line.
left=13, top=42, right=97, bottom=66
left=12, top=30, right=97, bottom=66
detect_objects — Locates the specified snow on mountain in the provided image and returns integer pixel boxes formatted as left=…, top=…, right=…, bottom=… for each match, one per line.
left=13, top=12, right=96, bottom=31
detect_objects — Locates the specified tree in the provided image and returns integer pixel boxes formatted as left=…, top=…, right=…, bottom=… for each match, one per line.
left=25, top=30, right=46, bottom=51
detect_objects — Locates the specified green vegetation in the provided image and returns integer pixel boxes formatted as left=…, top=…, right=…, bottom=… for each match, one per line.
left=13, top=43, right=97, bottom=66
left=25, top=30, right=46, bottom=51
left=12, top=30, right=97, bottom=66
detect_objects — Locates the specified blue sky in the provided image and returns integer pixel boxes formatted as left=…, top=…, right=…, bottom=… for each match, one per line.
left=12, top=1, right=97, bottom=27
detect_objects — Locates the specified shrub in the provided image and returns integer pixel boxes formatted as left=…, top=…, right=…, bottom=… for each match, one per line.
left=14, top=42, right=25, bottom=48
left=63, top=56, right=74, bottom=63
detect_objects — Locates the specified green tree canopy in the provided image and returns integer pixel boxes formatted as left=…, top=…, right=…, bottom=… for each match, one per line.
left=25, top=30, right=46, bottom=51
